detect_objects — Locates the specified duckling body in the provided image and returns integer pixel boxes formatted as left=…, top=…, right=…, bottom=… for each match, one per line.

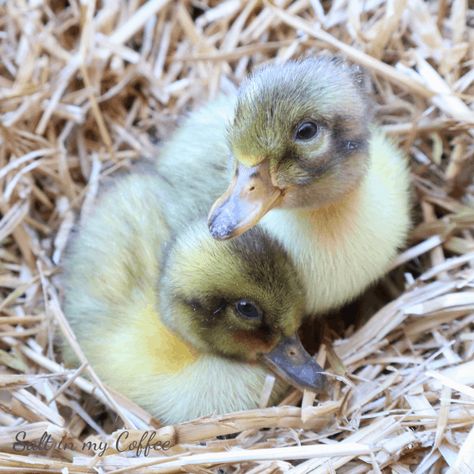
left=64, top=173, right=323, bottom=424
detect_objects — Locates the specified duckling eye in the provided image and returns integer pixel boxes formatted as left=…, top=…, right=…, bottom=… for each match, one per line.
left=235, top=300, right=262, bottom=320
left=294, top=121, right=319, bottom=141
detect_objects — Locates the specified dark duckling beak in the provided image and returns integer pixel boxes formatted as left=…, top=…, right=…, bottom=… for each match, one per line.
left=208, top=161, right=282, bottom=240
left=262, top=333, right=326, bottom=393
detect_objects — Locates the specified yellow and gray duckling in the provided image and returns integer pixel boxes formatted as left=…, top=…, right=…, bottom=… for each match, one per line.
left=205, top=57, right=411, bottom=314
left=63, top=173, right=325, bottom=425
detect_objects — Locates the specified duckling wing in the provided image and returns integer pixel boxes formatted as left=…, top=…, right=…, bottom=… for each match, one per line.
left=63, top=174, right=169, bottom=363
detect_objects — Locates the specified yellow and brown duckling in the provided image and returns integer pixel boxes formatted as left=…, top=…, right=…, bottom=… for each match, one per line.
left=63, top=173, right=324, bottom=424
left=203, top=56, right=412, bottom=313
left=148, top=57, right=410, bottom=315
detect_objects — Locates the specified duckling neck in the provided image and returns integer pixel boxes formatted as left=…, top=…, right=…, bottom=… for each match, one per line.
left=148, top=308, right=199, bottom=373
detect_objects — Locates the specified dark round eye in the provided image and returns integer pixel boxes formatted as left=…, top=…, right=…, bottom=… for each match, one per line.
left=294, top=121, right=319, bottom=141
left=235, top=300, right=262, bottom=319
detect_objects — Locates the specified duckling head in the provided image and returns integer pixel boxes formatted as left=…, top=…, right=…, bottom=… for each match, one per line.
left=159, top=223, right=325, bottom=392
left=209, top=56, right=372, bottom=239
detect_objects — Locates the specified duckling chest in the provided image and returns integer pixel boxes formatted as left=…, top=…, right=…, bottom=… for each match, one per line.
left=261, top=189, right=409, bottom=314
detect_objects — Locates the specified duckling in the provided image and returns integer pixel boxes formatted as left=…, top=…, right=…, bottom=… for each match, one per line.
left=63, top=173, right=325, bottom=425
left=147, top=57, right=410, bottom=314
left=206, top=57, right=411, bottom=313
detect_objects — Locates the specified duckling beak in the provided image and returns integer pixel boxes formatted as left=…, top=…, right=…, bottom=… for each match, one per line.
left=208, top=161, right=282, bottom=240
left=262, top=334, right=326, bottom=393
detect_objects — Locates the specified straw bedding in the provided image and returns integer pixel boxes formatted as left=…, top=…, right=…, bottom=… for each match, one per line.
left=1, top=0, right=473, bottom=472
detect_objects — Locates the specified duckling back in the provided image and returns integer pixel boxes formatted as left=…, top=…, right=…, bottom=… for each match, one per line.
left=152, top=95, right=236, bottom=232
left=63, top=173, right=169, bottom=343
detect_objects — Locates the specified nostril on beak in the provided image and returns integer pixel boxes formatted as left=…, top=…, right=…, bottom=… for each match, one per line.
left=248, top=185, right=255, bottom=192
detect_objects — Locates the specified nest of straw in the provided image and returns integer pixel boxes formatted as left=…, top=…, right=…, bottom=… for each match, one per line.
left=1, top=1, right=473, bottom=472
